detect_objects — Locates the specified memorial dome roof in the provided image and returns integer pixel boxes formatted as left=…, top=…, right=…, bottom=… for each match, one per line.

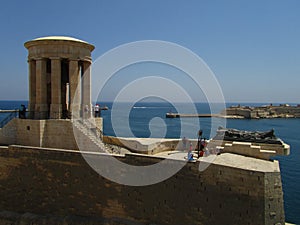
left=33, top=36, right=89, bottom=44
left=24, top=36, right=95, bottom=51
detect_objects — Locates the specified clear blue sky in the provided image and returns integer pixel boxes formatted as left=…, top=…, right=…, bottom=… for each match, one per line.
left=0, top=0, right=299, bottom=103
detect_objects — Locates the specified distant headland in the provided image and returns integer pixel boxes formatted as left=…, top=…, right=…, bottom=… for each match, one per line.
left=166, top=103, right=300, bottom=119
left=222, top=103, right=300, bottom=119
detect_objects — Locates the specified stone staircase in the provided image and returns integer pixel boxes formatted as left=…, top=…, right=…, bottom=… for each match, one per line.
left=72, top=119, right=114, bottom=153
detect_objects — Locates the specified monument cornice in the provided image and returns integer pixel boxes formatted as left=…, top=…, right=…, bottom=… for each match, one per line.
left=48, top=56, right=61, bottom=60
left=24, top=36, right=95, bottom=52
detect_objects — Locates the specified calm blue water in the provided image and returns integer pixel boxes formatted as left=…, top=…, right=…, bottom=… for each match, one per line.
left=1, top=101, right=299, bottom=224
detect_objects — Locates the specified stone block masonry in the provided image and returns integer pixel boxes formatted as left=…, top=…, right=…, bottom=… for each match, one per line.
left=0, top=118, right=103, bottom=150
left=0, top=145, right=285, bottom=225
left=24, top=36, right=95, bottom=120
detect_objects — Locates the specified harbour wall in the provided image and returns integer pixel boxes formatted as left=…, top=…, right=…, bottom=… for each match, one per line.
left=0, top=145, right=285, bottom=225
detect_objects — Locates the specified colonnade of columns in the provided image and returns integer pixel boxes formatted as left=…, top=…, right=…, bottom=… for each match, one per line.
left=27, top=57, right=91, bottom=119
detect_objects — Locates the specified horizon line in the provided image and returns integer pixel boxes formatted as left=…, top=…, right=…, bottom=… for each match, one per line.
left=1, top=99, right=299, bottom=105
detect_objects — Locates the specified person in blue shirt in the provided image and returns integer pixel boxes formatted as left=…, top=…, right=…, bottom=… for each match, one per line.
left=187, top=143, right=194, bottom=161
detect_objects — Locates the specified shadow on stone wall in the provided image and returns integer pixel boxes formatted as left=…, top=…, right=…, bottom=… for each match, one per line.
left=0, top=145, right=284, bottom=225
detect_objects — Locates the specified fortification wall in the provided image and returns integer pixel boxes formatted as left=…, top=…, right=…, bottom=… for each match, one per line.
left=0, top=145, right=285, bottom=225
left=224, top=105, right=300, bottom=119
left=0, top=118, right=103, bottom=150
left=224, top=108, right=252, bottom=118
left=0, top=119, right=17, bottom=145
left=103, top=136, right=194, bottom=155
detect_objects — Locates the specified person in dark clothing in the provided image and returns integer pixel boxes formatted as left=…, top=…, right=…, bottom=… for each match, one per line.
left=19, top=104, right=26, bottom=119
left=198, top=138, right=206, bottom=158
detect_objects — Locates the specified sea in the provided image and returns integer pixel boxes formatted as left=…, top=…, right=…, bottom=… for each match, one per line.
left=0, top=100, right=299, bottom=224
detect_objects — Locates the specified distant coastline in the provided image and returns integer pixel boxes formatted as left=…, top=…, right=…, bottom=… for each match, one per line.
left=222, top=104, right=300, bottom=119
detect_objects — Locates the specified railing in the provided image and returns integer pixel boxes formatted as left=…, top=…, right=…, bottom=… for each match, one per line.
left=23, top=110, right=72, bottom=120
left=0, top=111, right=18, bottom=128
left=27, top=110, right=101, bottom=120
left=0, top=108, right=102, bottom=129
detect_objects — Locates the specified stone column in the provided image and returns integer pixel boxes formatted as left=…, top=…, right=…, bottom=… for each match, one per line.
left=82, top=60, right=92, bottom=118
left=35, top=58, right=48, bottom=119
left=50, top=57, right=62, bottom=119
left=28, top=59, right=36, bottom=119
left=69, top=59, right=80, bottom=118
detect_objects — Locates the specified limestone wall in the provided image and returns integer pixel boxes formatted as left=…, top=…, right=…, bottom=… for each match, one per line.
left=103, top=136, right=185, bottom=155
left=0, top=118, right=78, bottom=149
left=17, top=119, right=77, bottom=149
left=0, top=145, right=285, bottom=225
left=0, top=119, right=17, bottom=145
left=0, top=118, right=103, bottom=150
left=224, top=108, right=252, bottom=118
left=210, top=140, right=290, bottom=160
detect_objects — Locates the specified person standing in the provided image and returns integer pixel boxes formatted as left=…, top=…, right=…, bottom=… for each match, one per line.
left=187, top=147, right=194, bottom=161
left=94, top=104, right=100, bottom=117
left=84, top=104, right=90, bottom=119
left=19, top=104, right=26, bottom=119
left=198, top=138, right=206, bottom=158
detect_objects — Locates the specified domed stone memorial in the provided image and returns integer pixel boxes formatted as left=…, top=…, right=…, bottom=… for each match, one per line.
left=24, top=36, right=95, bottom=119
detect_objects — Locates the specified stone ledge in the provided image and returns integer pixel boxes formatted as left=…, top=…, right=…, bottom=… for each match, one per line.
left=4, top=145, right=281, bottom=172
left=213, top=153, right=280, bottom=172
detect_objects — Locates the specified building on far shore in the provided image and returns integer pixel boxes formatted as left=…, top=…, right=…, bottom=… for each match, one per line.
left=222, top=104, right=300, bottom=119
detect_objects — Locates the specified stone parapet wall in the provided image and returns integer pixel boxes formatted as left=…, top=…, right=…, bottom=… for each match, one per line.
left=223, top=108, right=251, bottom=118
left=0, top=145, right=285, bottom=225
left=0, top=118, right=103, bottom=150
left=16, top=119, right=78, bottom=149
left=264, top=172, right=285, bottom=224
left=208, top=139, right=290, bottom=160
left=0, top=118, right=17, bottom=145
left=103, top=136, right=186, bottom=154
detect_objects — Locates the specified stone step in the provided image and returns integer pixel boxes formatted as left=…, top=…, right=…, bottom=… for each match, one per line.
left=73, top=120, right=111, bottom=153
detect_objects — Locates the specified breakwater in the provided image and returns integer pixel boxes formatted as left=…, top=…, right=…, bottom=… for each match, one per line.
left=166, top=113, right=222, bottom=118
left=0, top=109, right=18, bottom=113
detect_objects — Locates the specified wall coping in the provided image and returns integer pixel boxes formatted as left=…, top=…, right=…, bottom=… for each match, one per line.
left=6, top=145, right=280, bottom=173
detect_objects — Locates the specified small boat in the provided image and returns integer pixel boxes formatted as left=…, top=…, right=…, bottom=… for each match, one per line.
left=100, top=106, right=109, bottom=110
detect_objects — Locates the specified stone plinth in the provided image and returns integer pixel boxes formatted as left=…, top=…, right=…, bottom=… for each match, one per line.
left=0, top=117, right=103, bottom=150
